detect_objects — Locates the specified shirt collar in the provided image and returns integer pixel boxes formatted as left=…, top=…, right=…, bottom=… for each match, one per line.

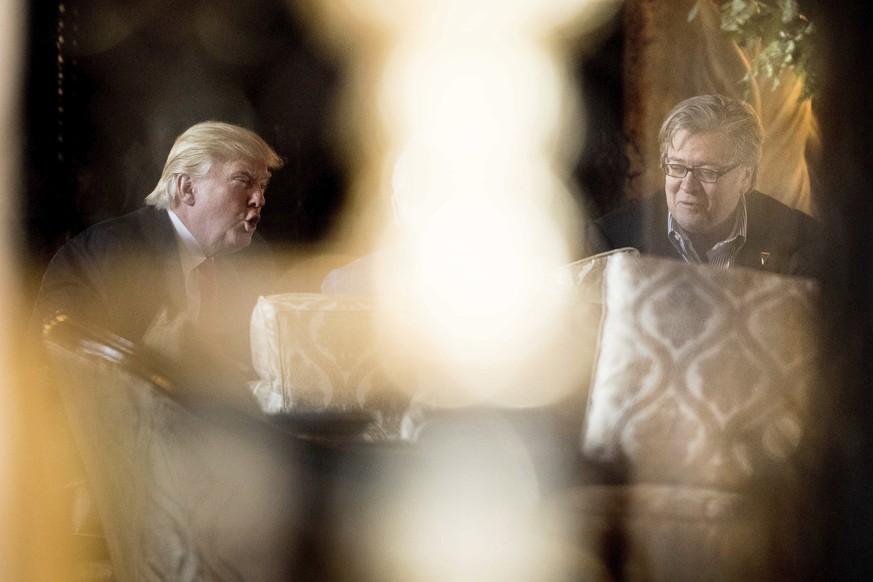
left=167, top=209, right=207, bottom=274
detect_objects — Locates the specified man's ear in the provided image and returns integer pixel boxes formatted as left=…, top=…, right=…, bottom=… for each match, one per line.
left=177, top=175, right=196, bottom=207
left=740, top=165, right=755, bottom=194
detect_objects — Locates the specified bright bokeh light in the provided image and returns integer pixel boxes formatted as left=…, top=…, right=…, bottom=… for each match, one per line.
left=368, top=0, right=591, bottom=406
left=366, top=415, right=565, bottom=581
left=381, top=36, right=565, bottom=159
left=294, top=0, right=621, bottom=406
left=373, top=170, right=583, bottom=405
left=289, top=0, right=622, bottom=579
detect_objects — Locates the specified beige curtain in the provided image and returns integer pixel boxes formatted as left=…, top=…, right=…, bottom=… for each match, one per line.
left=623, top=0, right=817, bottom=216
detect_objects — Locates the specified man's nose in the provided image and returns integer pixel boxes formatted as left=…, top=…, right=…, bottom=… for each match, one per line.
left=248, top=187, right=265, bottom=208
left=680, top=172, right=701, bottom=192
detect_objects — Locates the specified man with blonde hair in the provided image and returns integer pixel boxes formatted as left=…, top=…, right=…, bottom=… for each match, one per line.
left=587, top=94, right=820, bottom=275
left=34, top=121, right=284, bottom=362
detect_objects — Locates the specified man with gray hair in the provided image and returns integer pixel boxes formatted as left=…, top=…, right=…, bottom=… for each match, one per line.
left=34, top=121, right=285, bottom=362
left=587, top=94, right=820, bottom=276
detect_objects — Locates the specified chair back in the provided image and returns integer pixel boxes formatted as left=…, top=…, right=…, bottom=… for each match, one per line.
left=42, top=314, right=305, bottom=582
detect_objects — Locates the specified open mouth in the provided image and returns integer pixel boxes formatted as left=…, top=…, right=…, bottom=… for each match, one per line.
left=244, top=216, right=260, bottom=231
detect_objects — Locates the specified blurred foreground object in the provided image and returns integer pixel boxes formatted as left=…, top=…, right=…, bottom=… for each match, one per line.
left=42, top=313, right=307, bottom=581
left=293, top=0, right=623, bottom=408
left=1, top=0, right=26, bottom=578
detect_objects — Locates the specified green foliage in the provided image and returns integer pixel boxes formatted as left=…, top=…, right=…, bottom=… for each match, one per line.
left=690, top=0, right=817, bottom=101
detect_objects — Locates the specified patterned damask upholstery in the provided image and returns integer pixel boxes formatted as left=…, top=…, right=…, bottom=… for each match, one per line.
left=250, top=293, right=409, bottom=439
left=42, top=315, right=305, bottom=582
left=543, top=248, right=642, bottom=430
left=582, top=253, right=820, bottom=489
left=557, top=254, right=824, bottom=580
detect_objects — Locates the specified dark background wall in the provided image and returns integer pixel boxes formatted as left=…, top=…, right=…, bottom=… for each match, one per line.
left=809, top=0, right=873, bottom=578
left=24, top=0, right=350, bottom=285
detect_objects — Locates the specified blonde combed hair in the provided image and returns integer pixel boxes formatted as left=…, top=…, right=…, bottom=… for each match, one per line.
left=144, top=121, right=284, bottom=209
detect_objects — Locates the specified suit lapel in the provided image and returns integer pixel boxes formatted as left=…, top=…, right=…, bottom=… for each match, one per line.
left=735, top=191, right=787, bottom=272
left=134, top=207, right=188, bottom=316
left=644, top=192, right=684, bottom=260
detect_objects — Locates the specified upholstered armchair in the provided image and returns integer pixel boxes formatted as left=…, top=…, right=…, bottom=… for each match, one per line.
left=551, top=251, right=823, bottom=581
left=249, top=293, right=411, bottom=440
left=42, top=314, right=309, bottom=582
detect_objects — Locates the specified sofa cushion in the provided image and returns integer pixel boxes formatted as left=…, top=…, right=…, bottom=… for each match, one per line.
left=543, top=248, right=641, bottom=430
left=581, top=254, right=820, bottom=489
left=250, top=293, right=409, bottom=439
left=550, top=247, right=640, bottom=304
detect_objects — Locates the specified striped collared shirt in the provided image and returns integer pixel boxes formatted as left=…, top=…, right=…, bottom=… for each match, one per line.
left=667, top=194, right=748, bottom=268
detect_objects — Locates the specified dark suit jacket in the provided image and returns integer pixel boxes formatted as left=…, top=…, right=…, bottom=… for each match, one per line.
left=586, top=190, right=822, bottom=277
left=33, top=206, right=276, bottom=363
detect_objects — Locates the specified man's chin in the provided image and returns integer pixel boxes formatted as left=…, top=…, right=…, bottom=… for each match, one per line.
left=220, top=233, right=254, bottom=255
left=674, top=214, right=712, bottom=235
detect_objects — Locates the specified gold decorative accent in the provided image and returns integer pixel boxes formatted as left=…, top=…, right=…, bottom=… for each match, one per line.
left=42, top=311, right=69, bottom=335
left=150, top=374, right=174, bottom=393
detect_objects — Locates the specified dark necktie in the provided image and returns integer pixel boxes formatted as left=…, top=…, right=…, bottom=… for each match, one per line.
left=197, top=257, right=218, bottom=327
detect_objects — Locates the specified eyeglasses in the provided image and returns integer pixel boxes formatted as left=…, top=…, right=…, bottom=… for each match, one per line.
left=661, top=162, right=739, bottom=183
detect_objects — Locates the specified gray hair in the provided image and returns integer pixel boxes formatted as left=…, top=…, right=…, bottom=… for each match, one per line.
left=144, top=121, right=284, bottom=208
left=658, top=94, right=764, bottom=169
